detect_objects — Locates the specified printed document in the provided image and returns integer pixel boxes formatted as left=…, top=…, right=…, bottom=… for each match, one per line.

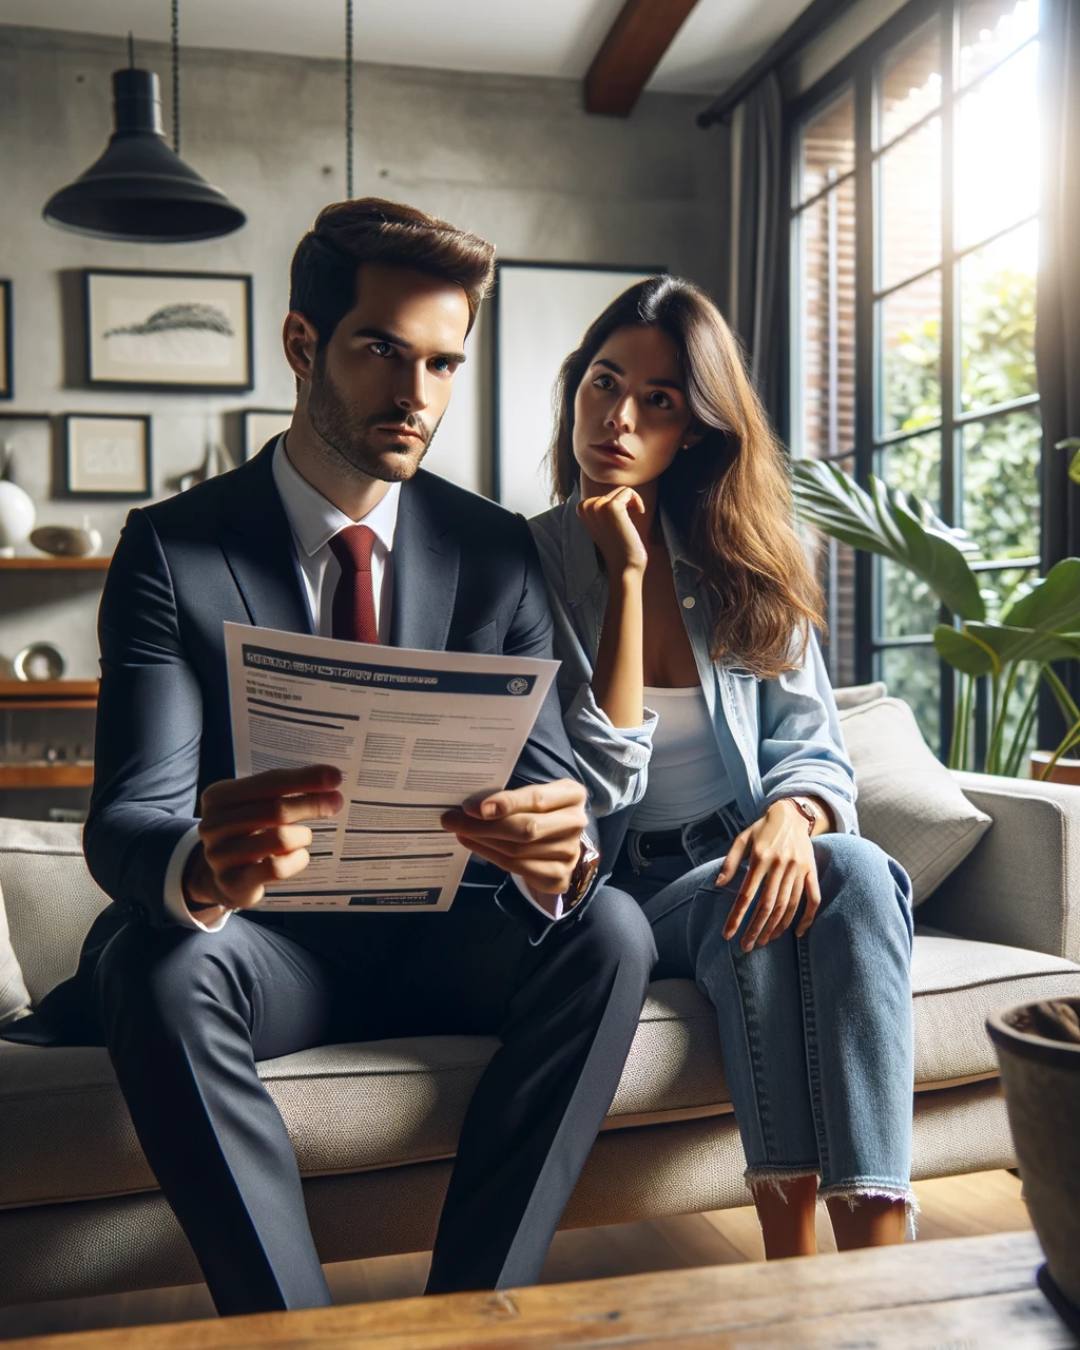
left=224, top=623, right=557, bottom=911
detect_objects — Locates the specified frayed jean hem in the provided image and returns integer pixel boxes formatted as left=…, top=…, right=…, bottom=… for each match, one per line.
left=745, top=1169, right=918, bottom=1237
left=817, top=1180, right=920, bottom=1237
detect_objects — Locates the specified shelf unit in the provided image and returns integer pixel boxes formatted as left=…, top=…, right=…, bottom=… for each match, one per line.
left=0, top=679, right=99, bottom=790
left=0, top=556, right=111, bottom=571
left=0, top=764, right=94, bottom=788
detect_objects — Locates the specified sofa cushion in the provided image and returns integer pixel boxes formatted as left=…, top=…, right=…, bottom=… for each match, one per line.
left=0, top=878, right=31, bottom=1029
left=0, top=819, right=109, bottom=1005
left=832, top=681, right=888, bottom=710
left=839, top=697, right=992, bottom=903
left=3, top=939, right=1078, bottom=1212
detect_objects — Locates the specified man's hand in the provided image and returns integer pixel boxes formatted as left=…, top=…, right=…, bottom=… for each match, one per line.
left=182, top=765, right=344, bottom=922
left=715, top=799, right=823, bottom=952
left=440, top=779, right=589, bottom=915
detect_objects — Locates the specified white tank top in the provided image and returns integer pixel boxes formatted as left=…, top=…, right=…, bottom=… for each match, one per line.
left=631, top=686, right=734, bottom=831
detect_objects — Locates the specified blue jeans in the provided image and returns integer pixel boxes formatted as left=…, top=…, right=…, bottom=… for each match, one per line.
left=612, top=807, right=915, bottom=1206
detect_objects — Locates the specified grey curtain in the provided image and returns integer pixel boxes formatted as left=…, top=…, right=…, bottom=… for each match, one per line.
left=728, top=71, right=786, bottom=429
left=1036, top=0, right=1080, bottom=727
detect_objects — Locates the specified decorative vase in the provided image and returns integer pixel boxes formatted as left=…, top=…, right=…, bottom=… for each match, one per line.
left=0, top=480, right=35, bottom=557
left=30, top=518, right=102, bottom=559
left=987, top=999, right=1080, bottom=1333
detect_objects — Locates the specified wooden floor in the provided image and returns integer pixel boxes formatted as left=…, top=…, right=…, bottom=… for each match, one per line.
left=0, top=1171, right=1031, bottom=1341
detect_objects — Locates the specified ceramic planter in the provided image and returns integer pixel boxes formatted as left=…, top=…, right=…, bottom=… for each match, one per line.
left=987, top=999, right=1080, bottom=1330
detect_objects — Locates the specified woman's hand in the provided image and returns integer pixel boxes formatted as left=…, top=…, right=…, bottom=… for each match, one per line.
left=715, top=800, right=822, bottom=952
left=577, top=486, right=648, bottom=578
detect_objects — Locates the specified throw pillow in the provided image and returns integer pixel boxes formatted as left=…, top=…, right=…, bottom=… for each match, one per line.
left=838, top=696, right=992, bottom=905
left=832, top=680, right=888, bottom=710
left=0, top=876, right=31, bottom=1027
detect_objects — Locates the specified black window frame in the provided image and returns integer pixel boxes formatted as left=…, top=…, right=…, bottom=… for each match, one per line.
left=785, top=0, right=1044, bottom=757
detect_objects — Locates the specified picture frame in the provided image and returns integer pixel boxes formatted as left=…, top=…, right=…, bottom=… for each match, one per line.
left=84, top=269, right=253, bottom=392
left=242, top=408, right=292, bottom=461
left=64, top=413, right=151, bottom=498
left=0, top=281, right=12, bottom=400
left=493, top=261, right=664, bottom=518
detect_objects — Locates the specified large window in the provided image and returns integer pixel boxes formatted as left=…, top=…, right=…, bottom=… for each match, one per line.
left=790, top=0, right=1041, bottom=754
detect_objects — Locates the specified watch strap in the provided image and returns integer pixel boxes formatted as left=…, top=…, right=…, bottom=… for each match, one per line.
left=787, top=796, right=819, bottom=837
left=565, top=832, right=601, bottom=911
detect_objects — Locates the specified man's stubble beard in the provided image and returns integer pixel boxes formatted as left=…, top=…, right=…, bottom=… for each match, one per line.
left=306, top=354, right=441, bottom=485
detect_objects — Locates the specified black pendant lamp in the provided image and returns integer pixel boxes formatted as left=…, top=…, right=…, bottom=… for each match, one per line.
left=43, top=3, right=245, bottom=243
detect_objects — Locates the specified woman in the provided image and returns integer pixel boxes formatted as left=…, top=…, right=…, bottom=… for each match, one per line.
left=529, top=275, right=915, bottom=1257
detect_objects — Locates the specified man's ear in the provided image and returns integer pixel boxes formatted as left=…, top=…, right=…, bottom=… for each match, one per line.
left=283, top=311, right=320, bottom=383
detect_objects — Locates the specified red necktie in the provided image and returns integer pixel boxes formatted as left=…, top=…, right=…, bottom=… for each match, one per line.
left=328, top=524, right=379, bottom=644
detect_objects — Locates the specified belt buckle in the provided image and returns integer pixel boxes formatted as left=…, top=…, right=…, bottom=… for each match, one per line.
left=627, top=831, right=651, bottom=873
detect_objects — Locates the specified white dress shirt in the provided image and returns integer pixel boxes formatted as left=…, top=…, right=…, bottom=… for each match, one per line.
left=163, top=436, right=564, bottom=930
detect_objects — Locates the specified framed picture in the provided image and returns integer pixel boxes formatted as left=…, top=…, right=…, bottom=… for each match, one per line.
left=84, top=269, right=253, bottom=392
left=242, top=408, right=292, bottom=461
left=0, top=281, right=12, bottom=400
left=64, top=414, right=151, bottom=498
left=493, top=261, right=663, bottom=518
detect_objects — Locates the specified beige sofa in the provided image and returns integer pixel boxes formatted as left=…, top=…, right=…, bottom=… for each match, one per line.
left=2, top=770, right=1080, bottom=1307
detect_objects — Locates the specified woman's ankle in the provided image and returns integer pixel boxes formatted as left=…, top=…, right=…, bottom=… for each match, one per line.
left=826, top=1194, right=907, bottom=1250
left=751, top=1174, right=819, bottom=1259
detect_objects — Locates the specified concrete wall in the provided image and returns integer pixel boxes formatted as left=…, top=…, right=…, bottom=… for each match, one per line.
left=0, top=24, right=729, bottom=684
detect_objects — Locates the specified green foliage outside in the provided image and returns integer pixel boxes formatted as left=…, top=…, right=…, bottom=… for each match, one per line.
left=876, top=263, right=1041, bottom=754
left=793, top=460, right=1080, bottom=780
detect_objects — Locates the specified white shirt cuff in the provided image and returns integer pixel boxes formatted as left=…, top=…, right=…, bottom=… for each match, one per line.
left=163, top=824, right=232, bottom=932
left=511, top=872, right=567, bottom=922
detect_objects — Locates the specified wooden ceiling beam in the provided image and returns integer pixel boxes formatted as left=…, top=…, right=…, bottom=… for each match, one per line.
left=584, top=0, right=702, bottom=118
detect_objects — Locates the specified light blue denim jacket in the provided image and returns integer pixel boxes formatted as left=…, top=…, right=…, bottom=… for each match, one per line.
left=528, top=493, right=859, bottom=836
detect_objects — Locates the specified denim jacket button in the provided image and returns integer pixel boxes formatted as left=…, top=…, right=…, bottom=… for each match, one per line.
left=682, top=596, right=696, bottom=609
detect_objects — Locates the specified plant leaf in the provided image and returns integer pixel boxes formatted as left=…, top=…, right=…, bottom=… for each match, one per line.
left=792, top=460, right=985, bottom=620
left=962, top=623, right=1080, bottom=665
left=1001, top=558, right=1080, bottom=630
left=934, top=625, right=997, bottom=676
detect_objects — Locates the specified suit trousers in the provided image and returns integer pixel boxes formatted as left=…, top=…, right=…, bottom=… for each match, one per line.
left=93, top=883, right=655, bottom=1317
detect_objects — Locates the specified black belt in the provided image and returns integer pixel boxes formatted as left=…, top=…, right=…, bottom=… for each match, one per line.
left=629, top=804, right=741, bottom=863
left=632, top=826, right=688, bottom=860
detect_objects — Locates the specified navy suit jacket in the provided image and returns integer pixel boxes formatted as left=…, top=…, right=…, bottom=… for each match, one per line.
left=23, top=444, right=598, bottom=1043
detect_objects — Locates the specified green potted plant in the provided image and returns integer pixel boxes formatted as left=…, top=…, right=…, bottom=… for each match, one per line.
left=791, top=458, right=1080, bottom=778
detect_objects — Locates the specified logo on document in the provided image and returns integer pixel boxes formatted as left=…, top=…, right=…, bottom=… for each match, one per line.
left=506, top=677, right=529, bottom=695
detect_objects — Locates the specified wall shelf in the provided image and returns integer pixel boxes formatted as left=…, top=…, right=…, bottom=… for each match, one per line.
left=0, top=556, right=111, bottom=571
left=0, top=764, right=94, bottom=789
left=0, top=680, right=99, bottom=710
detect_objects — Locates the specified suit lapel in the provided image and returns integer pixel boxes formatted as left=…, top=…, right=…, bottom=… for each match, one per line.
left=217, top=443, right=314, bottom=637
left=389, top=472, right=459, bottom=651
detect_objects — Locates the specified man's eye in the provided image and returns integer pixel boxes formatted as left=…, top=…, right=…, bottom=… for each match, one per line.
left=431, top=357, right=456, bottom=375
left=370, top=341, right=394, bottom=357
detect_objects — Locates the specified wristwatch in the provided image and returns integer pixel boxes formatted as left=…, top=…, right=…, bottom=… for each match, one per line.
left=564, top=832, right=601, bottom=910
left=786, top=796, right=821, bottom=837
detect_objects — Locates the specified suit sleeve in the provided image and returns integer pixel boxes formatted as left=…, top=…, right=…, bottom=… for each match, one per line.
left=83, top=509, right=206, bottom=927
left=493, top=519, right=604, bottom=944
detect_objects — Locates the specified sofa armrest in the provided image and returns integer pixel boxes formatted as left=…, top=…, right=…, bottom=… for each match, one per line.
left=917, top=772, right=1080, bottom=963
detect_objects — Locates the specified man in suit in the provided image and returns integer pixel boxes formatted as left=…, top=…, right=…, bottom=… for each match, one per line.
left=24, top=200, right=656, bottom=1316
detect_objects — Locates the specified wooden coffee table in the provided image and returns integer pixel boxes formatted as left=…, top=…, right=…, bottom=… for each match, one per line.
left=7, top=1230, right=1075, bottom=1349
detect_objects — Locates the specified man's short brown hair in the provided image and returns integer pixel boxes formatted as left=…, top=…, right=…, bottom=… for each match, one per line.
left=290, top=198, right=496, bottom=348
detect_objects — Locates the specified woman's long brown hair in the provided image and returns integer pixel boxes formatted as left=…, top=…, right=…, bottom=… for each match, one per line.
left=549, top=275, right=824, bottom=680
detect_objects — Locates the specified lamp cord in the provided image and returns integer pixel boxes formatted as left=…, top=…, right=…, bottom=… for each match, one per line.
left=345, top=0, right=354, bottom=198
left=171, top=0, right=180, bottom=154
